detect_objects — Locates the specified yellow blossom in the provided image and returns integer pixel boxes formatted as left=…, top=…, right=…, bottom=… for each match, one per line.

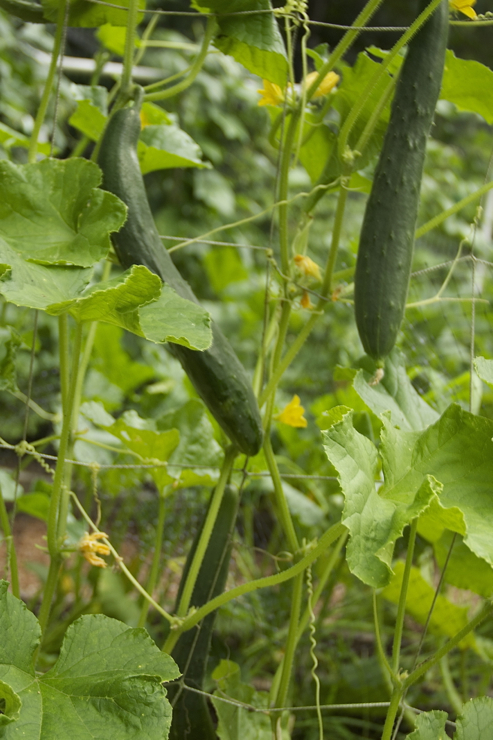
left=277, top=395, right=308, bottom=428
left=294, top=254, right=322, bottom=282
left=257, top=80, right=285, bottom=107
left=79, top=531, right=110, bottom=568
left=449, top=0, right=477, bottom=18
left=300, top=291, right=313, bottom=309
left=139, top=110, right=151, bottom=128
left=304, top=70, right=340, bottom=99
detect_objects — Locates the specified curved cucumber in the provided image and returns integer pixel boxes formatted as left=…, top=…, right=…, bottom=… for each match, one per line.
left=354, top=0, right=448, bottom=362
left=168, top=485, right=239, bottom=740
left=0, top=0, right=46, bottom=23
left=97, top=99, right=263, bottom=457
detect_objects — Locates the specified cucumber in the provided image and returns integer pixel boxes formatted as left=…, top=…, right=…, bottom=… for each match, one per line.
left=354, top=0, right=448, bottom=363
left=97, top=97, right=263, bottom=457
left=0, top=0, right=45, bottom=23
left=168, top=485, right=239, bottom=740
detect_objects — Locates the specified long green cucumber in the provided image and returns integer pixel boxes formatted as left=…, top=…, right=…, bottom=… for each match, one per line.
left=354, top=0, right=448, bottom=363
left=97, top=98, right=263, bottom=457
left=0, top=0, right=46, bottom=22
left=168, top=485, right=239, bottom=740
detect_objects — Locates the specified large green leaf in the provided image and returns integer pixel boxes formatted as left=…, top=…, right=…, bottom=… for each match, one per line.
left=455, top=698, right=493, bottom=740
left=0, top=581, right=180, bottom=739
left=323, top=404, right=493, bottom=587
left=193, top=0, right=288, bottom=86
left=322, top=407, right=440, bottom=587
left=0, top=159, right=125, bottom=267
left=441, top=50, right=493, bottom=124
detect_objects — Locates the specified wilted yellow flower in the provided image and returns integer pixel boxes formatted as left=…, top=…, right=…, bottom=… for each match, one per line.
left=449, top=0, right=477, bottom=18
left=300, top=290, right=313, bottom=309
left=258, top=80, right=285, bottom=107
left=79, top=531, right=110, bottom=568
left=294, top=254, right=322, bottom=282
left=304, top=70, right=340, bottom=99
left=277, top=395, right=308, bottom=428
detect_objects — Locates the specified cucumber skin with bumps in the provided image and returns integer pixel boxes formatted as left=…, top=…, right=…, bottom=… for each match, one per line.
left=98, top=103, right=263, bottom=457
left=168, top=485, right=239, bottom=740
left=354, top=0, right=449, bottom=362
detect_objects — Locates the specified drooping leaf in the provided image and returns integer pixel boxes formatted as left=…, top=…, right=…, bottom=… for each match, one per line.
left=322, top=407, right=440, bottom=587
left=433, top=531, right=493, bottom=598
left=350, top=349, right=439, bottom=432
left=138, top=284, right=213, bottom=350
left=440, top=50, right=493, bottom=124
left=193, top=0, right=287, bottom=85
left=0, top=582, right=180, bottom=740
left=92, top=323, right=155, bottom=395
left=0, top=159, right=126, bottom=267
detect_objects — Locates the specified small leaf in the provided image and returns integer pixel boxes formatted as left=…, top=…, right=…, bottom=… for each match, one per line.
left=138, top=124, right=210, bottom=173
left=405, top=710, right=448, bottom=739
left=474, top=356, right=493, bottom=387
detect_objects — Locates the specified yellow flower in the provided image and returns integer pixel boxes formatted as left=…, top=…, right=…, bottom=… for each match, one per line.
left=139, top=109, right=151, bottom=128
left=304, top=70, right=340, bottom=99
left=294, top=254, right=322, bottom=282
left=449, top=0, right=477, bottom=18
left=79, top=532, right=110, bottom=568
left=257, top=80, right=285, bottom=107
left=277, top=395, right=308, bottom=428
left=300, top=290, right=313, bottom=309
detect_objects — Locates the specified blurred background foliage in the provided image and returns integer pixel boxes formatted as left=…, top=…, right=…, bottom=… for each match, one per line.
left=1, top=4, right=493, bottom=738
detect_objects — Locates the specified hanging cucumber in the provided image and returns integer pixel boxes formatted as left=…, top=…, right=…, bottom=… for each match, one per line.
left=167, top=485, right=239, bottom=740
left=97, top=95, right=263, bottom=457
left=354, top=0, right=448, bottom=363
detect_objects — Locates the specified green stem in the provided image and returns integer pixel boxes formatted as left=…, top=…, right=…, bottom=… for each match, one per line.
left=138, top=488, right=167, bottom=628
left=58, top=314, right=70, bottom=414
left=0, top=487, right=19, bottom=597
left=175, top=522, right=346, bottom=636
left=278, top=111, right=300, bottom=276
left=56, top=323, right=83, bottom=545
left=259, top=178, right=349, bottom=409
left=176, top=446, right=237, bottom=618
left=415, top=180, right=493, bottom=239
left=373, top=591, right=397, bottom=684
left=120, top=0, right=141, bottom=97
left=263, top=434, right=298, bottom=552
left=391, top=519, right=418, bottom=674
left=28, top=0, right=67, bottom=163
left=274, top=571, right=303, bottom=710
left=440, top=651, right=463, bottom=715
left=145, top=17, right=216, bottom=102
left=337, top=0, right=443, bottom=161
left=381, top=685, right=404, bottom=740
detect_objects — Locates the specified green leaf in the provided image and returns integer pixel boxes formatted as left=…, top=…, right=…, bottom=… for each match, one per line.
left=381, top=563, right=475, bottom=649
left=16, top=492, right=51, bottom=520
left=40, top=0, right=144, bottom=28
left=156, top=399, right=223, bottom=489
left=0, top=582, right=180, bottom=739
left=96, top=24, right=140, bottom=56
left=350, top=350, right=439, bottom=432
left=69, top=99, right=107, bottom=142
left=441, top=51, right=493, bottom=125
left=455, top=697, right=493, bottom=740
left=0, top=681, right=21, bottom=727
left=0, top=123, right=51, bottom=155
left=0, top=159, right=126, bottom=268
left=193, top=0, right=287, bottom=85
left=211, top=660, right=275, bottom=740
left=322, top=408, right=440, bottom=587
left=405, top=710, right=448, bottom=739
left=92, top=323, right=155, bottom=395
left=474, top=356, right=493, bottom=388
left=138, top=284, right=213, bottom=350
left=0, top=469, right=22, bottom=502
left=138, top=124, right=210, bottom=173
